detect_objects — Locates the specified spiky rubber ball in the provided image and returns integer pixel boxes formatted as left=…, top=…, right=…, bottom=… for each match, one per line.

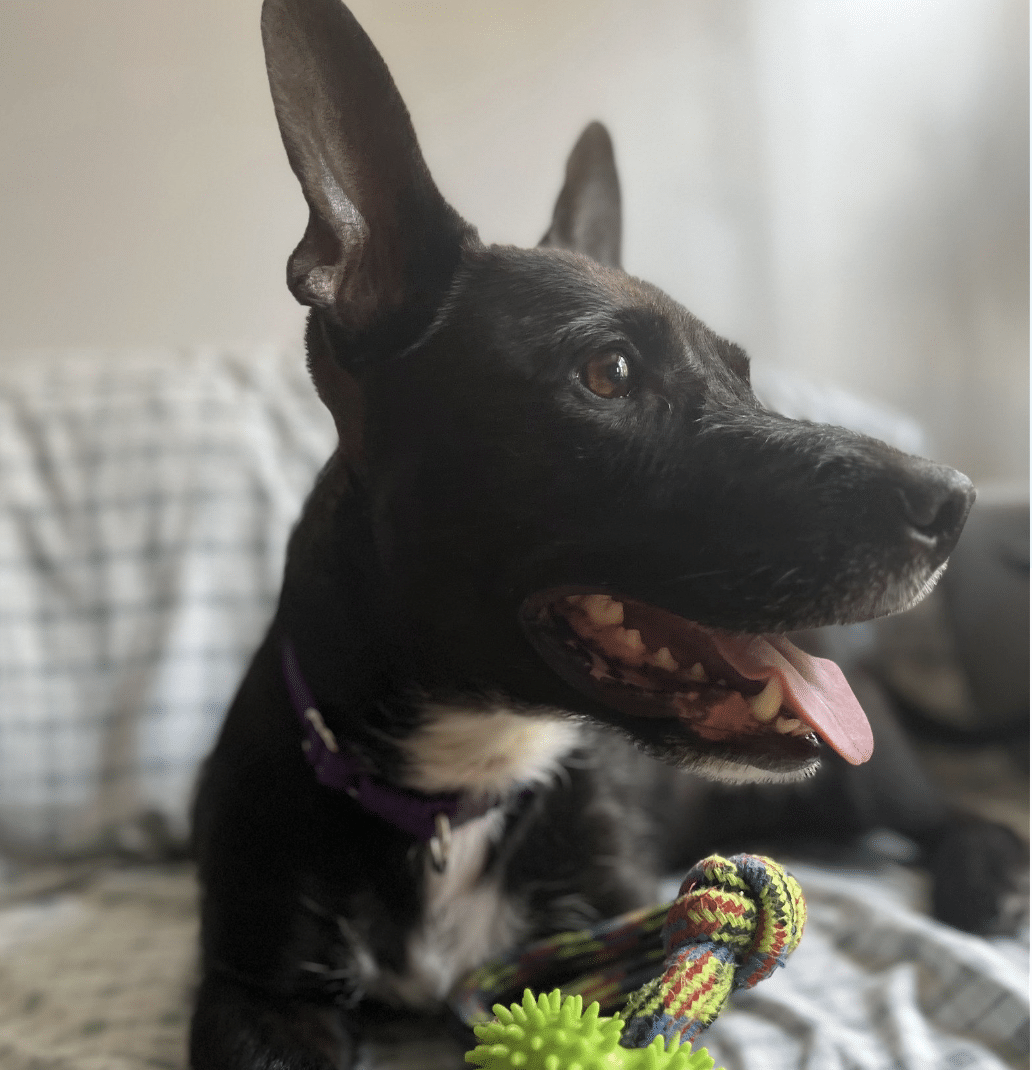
left=466, top=990, right=720, bottom=1070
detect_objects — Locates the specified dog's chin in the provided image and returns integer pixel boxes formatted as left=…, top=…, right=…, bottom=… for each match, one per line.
left=519, top=587, right=875, bottom=785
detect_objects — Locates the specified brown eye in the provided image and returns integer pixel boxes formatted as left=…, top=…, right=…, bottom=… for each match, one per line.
left=581, top=352, right=632, bottom=399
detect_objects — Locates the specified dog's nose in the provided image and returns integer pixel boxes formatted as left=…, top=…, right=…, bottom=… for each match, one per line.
left=896, top=461, right=976, bottom=553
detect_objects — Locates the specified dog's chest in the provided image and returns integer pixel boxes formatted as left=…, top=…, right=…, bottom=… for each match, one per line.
left=356, top=705, right=580, bottom=1008
left=368, top=811, right=526, bottom=1008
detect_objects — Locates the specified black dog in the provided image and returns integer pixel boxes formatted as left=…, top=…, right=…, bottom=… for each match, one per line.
left=189, top=1, right=977, bottom=1066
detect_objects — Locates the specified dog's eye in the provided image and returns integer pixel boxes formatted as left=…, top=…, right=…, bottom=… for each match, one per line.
left=581, top=352, right=632, bottom=399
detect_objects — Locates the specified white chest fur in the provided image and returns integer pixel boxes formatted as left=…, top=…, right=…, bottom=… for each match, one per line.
left=368, top=703, right=581, bottom=1007
left=365, top=702, right=580, bottom=1007
left=397, top=701, right=582, bottom=797
left=370, top=811, right=526, bottom=1008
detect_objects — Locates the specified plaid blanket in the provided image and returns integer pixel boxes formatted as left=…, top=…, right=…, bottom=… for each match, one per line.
left=0, top=860, right=1024, bottom=1070
left=0, top=345, right=334, bottom=853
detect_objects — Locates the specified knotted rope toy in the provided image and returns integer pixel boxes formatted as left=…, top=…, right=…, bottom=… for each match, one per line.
left=454, top=854, right=806, bottom=1070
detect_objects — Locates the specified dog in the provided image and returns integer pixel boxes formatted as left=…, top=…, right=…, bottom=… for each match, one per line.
left=189, top=1, right=979, bottom=1065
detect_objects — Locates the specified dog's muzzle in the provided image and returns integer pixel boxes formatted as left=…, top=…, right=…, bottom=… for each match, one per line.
left=520, top=590, right=873, bottom=779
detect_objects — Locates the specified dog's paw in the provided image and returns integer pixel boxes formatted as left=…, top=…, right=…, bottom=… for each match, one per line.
left=928, top=814, right=1028, bottom=936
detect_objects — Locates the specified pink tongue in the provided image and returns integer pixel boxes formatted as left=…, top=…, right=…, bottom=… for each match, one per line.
left=712, top=633, right=874, bottom=765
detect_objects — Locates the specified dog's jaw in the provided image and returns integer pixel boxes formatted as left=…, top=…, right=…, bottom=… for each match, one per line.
left=397, top=701, right=583, bottom=797
left=871, top=558, right=950, bottom=621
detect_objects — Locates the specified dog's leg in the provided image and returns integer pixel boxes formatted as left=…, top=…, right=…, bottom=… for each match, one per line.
left=926, top=814, right=1027, bottom=935
left=191, top=973, right=355, bottom=1070
left=191, top=634, right=366, bottom=1069
left=842, top=671, right=1026, bottom=934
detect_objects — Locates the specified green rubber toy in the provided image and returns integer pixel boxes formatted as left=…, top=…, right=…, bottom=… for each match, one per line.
left=466, top=989, right=722, bottom=1070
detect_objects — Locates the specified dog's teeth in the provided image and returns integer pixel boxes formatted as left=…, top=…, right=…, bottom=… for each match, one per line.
left=617, top=627, right=646, bottom=660
left=581, top=594, right=624, bottom=628
left=651, top=646, right=679, bottom=672
left=587, top=649, right=610, bottom=680
left=687, top=662, right=708, bottom=683
left=598, top=625, right=646, bottom=664
left=775, top=715, right=804, bottom=734
left=748, top=677, right=783, bottom=723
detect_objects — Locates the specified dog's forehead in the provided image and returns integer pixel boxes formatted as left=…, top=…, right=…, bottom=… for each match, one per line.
left=461, top=245, right=681, bottom=321
left=452, top=245, right=702, bottom=360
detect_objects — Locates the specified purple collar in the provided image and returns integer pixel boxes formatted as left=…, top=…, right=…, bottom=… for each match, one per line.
left=281, top=639, right=505, bottom=853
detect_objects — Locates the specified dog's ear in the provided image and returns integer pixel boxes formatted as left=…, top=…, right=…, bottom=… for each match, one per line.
left=261, top=0, right=475, bottom=355
left=539, top=122, right=622, bottom=269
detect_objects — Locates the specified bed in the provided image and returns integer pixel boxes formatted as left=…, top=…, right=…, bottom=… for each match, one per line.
left=0, top=345, right=1026, bottom=1070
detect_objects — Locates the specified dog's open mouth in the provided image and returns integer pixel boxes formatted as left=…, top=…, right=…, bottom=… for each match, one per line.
left=521, top=590, right=873, bottom=777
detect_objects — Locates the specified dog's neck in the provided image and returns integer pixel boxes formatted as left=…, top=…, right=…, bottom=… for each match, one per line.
left=277, top=459, right=583, bottom=842
left=277, top=463, right=417, bottom=759
left=280, top=634, right=581, bottom=876
left=281, top=637, right=508, bottom=842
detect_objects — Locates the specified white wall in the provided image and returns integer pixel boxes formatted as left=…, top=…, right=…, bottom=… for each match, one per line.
left=0, top=0, right=1026, bottom=481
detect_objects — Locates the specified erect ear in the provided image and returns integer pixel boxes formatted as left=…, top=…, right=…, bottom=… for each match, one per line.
left=539, top=122, right=622, bottom=269
left=261, top=0, right=476, bottom=357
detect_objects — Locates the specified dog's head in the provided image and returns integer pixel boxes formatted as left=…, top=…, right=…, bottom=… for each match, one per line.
left=262, top=0, right=974, bottom=783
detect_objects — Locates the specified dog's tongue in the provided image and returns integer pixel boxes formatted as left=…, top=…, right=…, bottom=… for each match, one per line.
left=712, top=633, right=874, bottom=765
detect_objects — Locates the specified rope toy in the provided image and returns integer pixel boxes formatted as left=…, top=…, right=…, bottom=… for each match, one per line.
left=457, top=854, right=806, bottom=1070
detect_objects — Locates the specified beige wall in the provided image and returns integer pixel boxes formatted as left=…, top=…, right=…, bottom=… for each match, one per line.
left=1, top=0, right=1027, bottom=481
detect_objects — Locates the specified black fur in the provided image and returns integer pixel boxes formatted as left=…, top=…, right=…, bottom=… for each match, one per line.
left=189, top=2, right=990, bottom=1066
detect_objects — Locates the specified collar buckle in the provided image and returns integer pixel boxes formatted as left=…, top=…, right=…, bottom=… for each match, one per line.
left=428, top=812, right=452, bottom=873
